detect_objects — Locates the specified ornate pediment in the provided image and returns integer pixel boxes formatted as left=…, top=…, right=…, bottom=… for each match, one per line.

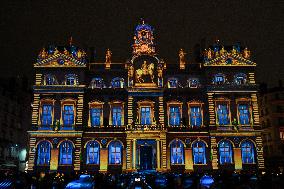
left=203, top=45, right=256, bottom=66
left=34, top=45, right=87, bottom=67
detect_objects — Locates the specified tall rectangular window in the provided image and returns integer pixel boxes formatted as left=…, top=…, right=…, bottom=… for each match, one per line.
left=190, top=106, right=202, bottom=127
left=217, top=103, right=230, bottom=125
left=238, top=104, right=250, bottom=125
left=90, top=108, right=101, bottom=127
left=141, top=107, right=151, bottom=125
left=169, top=106, right=181, bottom=126
left=41, top=105, right=52, bottom=126
left=112, top=107, right=122, bottom=126
left=63, top=105, right=74, bottom=126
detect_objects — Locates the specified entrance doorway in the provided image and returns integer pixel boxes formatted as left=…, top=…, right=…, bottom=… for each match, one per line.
left=140, top=145, right=153, bottom=170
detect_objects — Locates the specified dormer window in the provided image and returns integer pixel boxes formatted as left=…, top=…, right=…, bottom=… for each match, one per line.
left=188, top=78, right=199, bottom=88
left=111, top=77, right=124, bottom=88
left=65, top=74, right=77, bottom=85
left=213, top=74, right=225, bottom=85
left=234, top=73, right=247, bottom=85
left=167, top=78, right=179, bottom=88
left=89, top=78, right=104, bottom=89
left=44, top=74, right=57, bottom=85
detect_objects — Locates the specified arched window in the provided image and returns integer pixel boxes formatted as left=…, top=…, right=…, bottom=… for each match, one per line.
left=170, top=139, right=184, bottom=165
left=213, top=74, right=225, bottom=85
left=59, top=141, right=73, bottom=165
left=218, top=140, right=233, bottom=164
left=167, top=78, right=179, bottom=88
left=89, top=78, right=104, bottom=89
left=86, top=141, right=100, bottom=165
left=111, top=77, right=124, bottom=88
left=37, top=141, right=51, bottom=165
left=188, top=78, right=199, bottom=88
left=192, top=141, right=206, bottom=164
left=234, top=73, right=247, bottom=85
left=65, top=74, right=77, bottom=85
left=241, top=140, right=256, bottom=164
left=44, top=74, right=57, bottom=85
left=108, top=141, right=122, bottom=164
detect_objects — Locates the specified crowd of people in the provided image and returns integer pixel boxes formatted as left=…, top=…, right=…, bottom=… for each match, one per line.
left=0, top=169, right=283, bottom=189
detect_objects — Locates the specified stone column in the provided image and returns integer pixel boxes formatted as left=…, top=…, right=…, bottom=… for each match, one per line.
left=157, top=140, right=161, bottom=170
left=99, top=148, right=108, bottom=172
left=185, top=148, right=193, bottom=171
left=234, top=148, right=242, bottom=170
left=132, top=139, right=136, bottom=170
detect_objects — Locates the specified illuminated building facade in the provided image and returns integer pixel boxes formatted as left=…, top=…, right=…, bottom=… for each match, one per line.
left=259, top=82, right=284, bottom=169
left=27, top=22, right=264, bottom=173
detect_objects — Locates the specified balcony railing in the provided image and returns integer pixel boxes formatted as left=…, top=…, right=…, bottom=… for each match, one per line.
left=126, top=124, right=164, bottom=131
left=207, top=83, right=258, bottom=91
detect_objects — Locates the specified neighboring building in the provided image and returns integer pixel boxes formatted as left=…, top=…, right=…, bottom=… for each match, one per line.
left=0, top=76, right=31, bottom=172
left=27, top=21, right=264, bottom=173
left=259, top=81, right=284, bottom=169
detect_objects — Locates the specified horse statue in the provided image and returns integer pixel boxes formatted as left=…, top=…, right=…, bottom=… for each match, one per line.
left=135, top=61, right=155, bottom=83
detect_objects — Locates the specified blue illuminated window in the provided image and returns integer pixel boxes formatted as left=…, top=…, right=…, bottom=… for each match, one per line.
left=90, top=108, right=101, bottom=127
left=90, top=78, right=104, bottom=89
left=66, top=74, right=76, bottom=85
left=37, top=141, right=51, bottom=165
left=170, top=140, right=184, bottom=164
left=234, top=73, right=247, bottom=85
left=112, top=106, right=122, bottom=126
left=188, top=78, right=199, bottom=88
left=241, top=141, right=255, bottom=164
left=190, top=106, right=202, bottom=127
left=214, top=74, right=225, bottom=85
left=217, top=103, right=230, bottom=125
left=63, top=105, right=74, bottom=127
left=141, top=107, right=151, bottom=125
left=59, top=141, right=73, bottom=165
left=167, top=78, right=178, bottom=88
left=111, top=78, right=124, bottom=88
left=41, top=105, right=52, bottom=126
left=108, top=141, right=122, bottom=164
left=86, top=141, right=100, bottom=165
left=238, top=104, right=250, bottom=125
left=169, top=106, right=181, bottom=126
left=218, top=140, right=233, bottom=164
left=192, top=141, right=206, bottom=164
left=45, top=74, right=57, bottom=85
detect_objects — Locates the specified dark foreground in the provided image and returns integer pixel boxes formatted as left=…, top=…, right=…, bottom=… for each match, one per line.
left=0, top=170, right=283, bottom=189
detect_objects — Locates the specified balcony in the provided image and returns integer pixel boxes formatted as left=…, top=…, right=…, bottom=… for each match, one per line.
left=126, top=124, right=164, bottom=131
left=207, top=83, right=258, bottom=92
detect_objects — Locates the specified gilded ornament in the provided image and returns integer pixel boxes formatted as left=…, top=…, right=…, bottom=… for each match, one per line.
left=105, top=49, right=112, bottom=63
left=243, top=47, right=251, bottom=59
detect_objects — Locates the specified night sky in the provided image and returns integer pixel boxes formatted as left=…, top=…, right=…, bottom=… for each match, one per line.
left=1, top=0, right=283, bottom=87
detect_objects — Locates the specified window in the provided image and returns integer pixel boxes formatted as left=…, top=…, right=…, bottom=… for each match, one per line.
left=213, top=74, right=225, bottom=85
left=63, top=105, right=74, bottom=127
left=90, top=108, right=101, bottom=127
left=65, top=74, right=77, bottom=85
left=86, top=141, right=100, bottom=165
left=169, top=106, right=181, bottom=126
left=241, top=140, right=255, bottom=164
left=190, top=106, right=202, bottom=127
left=141, top=107, right=151, bottom=125
left=188, top=78, right=199, bottom=88
left=238, top=104, right=250, bottom=125
left=167, top=78, right=179, bottom=88
left=280, top=128, right=284, bottom=140
left=108, top=141, right=122, bottom=164
left=44, top=74, right=57, bottom=85
left=112, top=106, right=122, bottom=126
left=216, top=103, right=230, bottom=125
left=192, top=141, right=206, bottom=164
left=37, top=141, right=51, bottom=165
left=111, top=78, right=124, bottom=88
left=234, top=73, right=247, bottom=85
left=218, top=140, right=233, bottom=164
left=41, top=105, right=53, bottom=126
left=170, top=139, right=184, bottom=164
left=59, top=141, right=73, bottom=165
left=89, top=78, right=104, bottom=89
